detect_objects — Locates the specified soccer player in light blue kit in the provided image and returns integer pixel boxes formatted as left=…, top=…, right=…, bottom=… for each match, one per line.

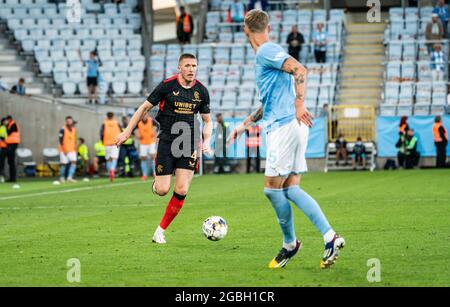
left=229, top=9, right=345, bottom=269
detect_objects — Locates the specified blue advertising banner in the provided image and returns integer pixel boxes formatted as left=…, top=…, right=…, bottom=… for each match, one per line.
left=211, top=117, right=327, bottom=159
left=377, top=115, right=450, bottom=157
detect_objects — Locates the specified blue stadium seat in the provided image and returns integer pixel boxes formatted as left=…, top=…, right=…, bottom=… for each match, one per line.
left=384, top=82, right=400, bottom=105
left=399, top=82, right=414, bottom=104
left=39, top=60, right=53, bottom=75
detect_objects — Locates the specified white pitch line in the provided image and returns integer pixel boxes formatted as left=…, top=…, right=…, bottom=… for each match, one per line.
left=0, top=181, right=146, bottom=202
left=0, top=203, right=162, bottom=211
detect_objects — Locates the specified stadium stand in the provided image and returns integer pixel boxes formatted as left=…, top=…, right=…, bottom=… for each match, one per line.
left=150, top=1, right=346, bottom=117
left=0, top=0, right=144, bottom=98
left=382, top=6, right=450, bottom=116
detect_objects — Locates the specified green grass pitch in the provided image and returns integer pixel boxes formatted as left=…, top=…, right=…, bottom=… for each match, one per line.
left=0, top=169, right=449, bottom=286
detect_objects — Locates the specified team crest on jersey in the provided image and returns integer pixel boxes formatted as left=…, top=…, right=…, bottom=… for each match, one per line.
left=193, top=91, right=202, bottom=102
left=173, top=91, right=180, bottom=96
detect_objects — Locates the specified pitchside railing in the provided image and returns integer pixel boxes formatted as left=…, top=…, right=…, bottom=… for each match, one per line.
left=329, top=105, right=376, bottom=142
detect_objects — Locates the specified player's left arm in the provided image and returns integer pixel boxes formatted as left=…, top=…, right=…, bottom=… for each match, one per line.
left=201, top=113, right=213, bottom=154
left=200, top=88, right=213, bottom=154
left=281, top=57, right=313, bottom=127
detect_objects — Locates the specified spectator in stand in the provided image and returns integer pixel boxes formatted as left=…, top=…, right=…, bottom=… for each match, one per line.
left=248, top=0, right=268, bottom=11
left=229, top=0, right=246, bottom=32
left=430, top=43, right=446, bottom=82
left=319, top=103, right=329, bottom=119
left=404, top=129, right=420, bottom=169
left=176, top=6, right=194, bottom=45
left=335, top=134, right=348, bottom=166
left=286, top=25, right=305, bottom=61
left=433, top=0, right=449, bottom=36
left=10, top=78, right=28, bottom=96
left=352, top=137, right=366, bottom=170
left=78, top=49, right=100, bottom=104
left=426, top=14, right=444, bottom=54
left=313, top=22, right=328, bottom=63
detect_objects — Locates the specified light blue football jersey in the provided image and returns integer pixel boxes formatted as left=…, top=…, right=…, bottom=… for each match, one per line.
left=255, top=42, right=296, bottom=132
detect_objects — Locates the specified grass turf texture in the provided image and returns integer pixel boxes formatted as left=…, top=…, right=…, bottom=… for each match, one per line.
left=0, top=169, right=449, bottom=286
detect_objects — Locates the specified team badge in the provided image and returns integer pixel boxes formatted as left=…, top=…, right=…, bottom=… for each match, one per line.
left=193, top=91, right=201, bottom=102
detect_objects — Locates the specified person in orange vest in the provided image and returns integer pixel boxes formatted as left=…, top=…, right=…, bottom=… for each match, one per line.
left=246, top=123, right=261, bottom=173
left=59, top=116, right=78, bottom=183
left=176, top=6, right=194, bottom=45
left=136, top=113, right=157, bottom=181
left=433, top=115, right=448, bottom=168
left=0, top=117, right=8, bottom=183
left=4, top=115, right=20, bottom=182
left=100, top=112, right=122, bottom=182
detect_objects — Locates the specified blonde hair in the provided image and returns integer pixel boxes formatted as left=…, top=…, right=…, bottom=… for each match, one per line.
left=244, top=9, right=269, bottom=33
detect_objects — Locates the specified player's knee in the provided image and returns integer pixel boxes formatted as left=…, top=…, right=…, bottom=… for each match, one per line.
left=156, top=186, right=170, bottom=196
left=174, top=186, right=189, bottom=197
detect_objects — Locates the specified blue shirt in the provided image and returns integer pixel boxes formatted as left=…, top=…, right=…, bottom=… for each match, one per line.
left=313, top=31, right=328, bottom=52
left=433, top=6, right=449, bottom=23
left=255, top=42, right=296, bottom=132
left=86, top=59, right=99, bottom=77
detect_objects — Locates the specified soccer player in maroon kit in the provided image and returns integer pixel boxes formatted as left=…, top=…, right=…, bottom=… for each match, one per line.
left=115, top=54, right=213, bottom=243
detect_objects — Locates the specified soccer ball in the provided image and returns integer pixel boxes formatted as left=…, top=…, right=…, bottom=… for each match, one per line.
left=202, top=216, right=228, bottom=241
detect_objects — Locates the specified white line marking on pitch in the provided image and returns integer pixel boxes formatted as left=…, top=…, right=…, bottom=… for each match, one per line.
left=0, top=203, right=162, bottom=211
left=0, top=181, right=146, bottom=202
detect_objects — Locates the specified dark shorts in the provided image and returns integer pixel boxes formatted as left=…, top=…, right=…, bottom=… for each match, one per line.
left=87, top=77, right=98, bottom=87
left=352, top=153, right=366, bottom=161
left=155, top=139, right=199, bottom=176
left=96, top=156, right=106, bottom=165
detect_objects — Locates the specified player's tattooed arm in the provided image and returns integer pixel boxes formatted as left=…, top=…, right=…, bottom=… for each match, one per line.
left=282, top=57, right=308, bottom=103
left=115, top=100, right=154, bottom=146
left=281, top=57, right=313, bottom=127
left=227, top=105, right=263, bottom=145
left=247, top=105, right=263, bottom=124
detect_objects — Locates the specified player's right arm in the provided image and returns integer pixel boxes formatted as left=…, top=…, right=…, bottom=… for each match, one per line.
left=227, top=106, right=263, bottom=145
left=115, top=82, right=166, bottom=146
left=115, top=101, right=154, bottom=146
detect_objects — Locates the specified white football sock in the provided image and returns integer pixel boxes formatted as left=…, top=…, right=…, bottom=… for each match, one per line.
left=323, top=229, right=336, bottom=243
left=155, top=226, right=165, bottom=234
left=283, top=240, right=297, bottom=251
